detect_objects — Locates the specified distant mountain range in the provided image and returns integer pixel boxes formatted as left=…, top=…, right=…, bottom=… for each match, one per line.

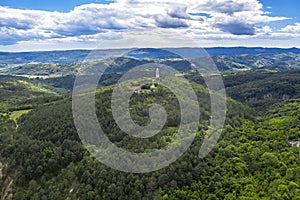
left=1, top=47, right=300, bottom=65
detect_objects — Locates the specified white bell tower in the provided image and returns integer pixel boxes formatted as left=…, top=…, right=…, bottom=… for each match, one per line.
left=156, top=68, right=159, bottom=79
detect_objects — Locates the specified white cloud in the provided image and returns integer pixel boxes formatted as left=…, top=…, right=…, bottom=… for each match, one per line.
left=0, top=0, right=296, bottom=49
left=282, top=23, right=300, bottom=33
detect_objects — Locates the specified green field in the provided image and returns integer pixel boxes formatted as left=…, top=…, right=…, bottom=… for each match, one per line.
left=9, top=110, right=31, bottom=122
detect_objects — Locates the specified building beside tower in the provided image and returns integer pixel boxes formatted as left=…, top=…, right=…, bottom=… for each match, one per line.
left=133, top=67, right=159, bottom=93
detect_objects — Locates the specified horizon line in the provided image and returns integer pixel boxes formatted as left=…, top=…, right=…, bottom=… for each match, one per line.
left=1, top=46, right=300, bottom=53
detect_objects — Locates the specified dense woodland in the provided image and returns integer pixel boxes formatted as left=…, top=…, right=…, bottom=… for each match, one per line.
left=0, top=67, right=299, bottom=199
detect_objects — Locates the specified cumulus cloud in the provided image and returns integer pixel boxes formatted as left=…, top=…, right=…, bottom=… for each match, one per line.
left=282, top=23, right=300, bottom=33
left=155, top=16, right=189, bottom=28
left=0, top=0, right=292, bottom=46
left=214, top=21, right=255, bottom=35
left=187, top=0, right=262, bottom=15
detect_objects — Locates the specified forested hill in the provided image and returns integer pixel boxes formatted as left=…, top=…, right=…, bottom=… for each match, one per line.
left=0, top=78, right=253, bottom=199
left=186, top=70, right=300, bottom=111
left=0, top=75, right=64, bottom=113
left=0, top=72, right=299, bottom=199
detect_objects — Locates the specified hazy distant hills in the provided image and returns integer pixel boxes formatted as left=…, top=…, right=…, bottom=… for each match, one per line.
left=128, top=47, right=300, bottom=59
left=0, top=49, right=124, bottom=65
left=1, top=47, right=300, bottom=76
left=1, top=47, right=300, bottom=65
left=213, top=53, right=300, bottom=71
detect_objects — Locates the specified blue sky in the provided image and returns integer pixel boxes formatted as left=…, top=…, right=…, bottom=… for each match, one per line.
left=261, top=0, right=299, bottom=28
left=1, top=0, right=113, bottom=12
left=0, top=0, right=300, bottom=51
